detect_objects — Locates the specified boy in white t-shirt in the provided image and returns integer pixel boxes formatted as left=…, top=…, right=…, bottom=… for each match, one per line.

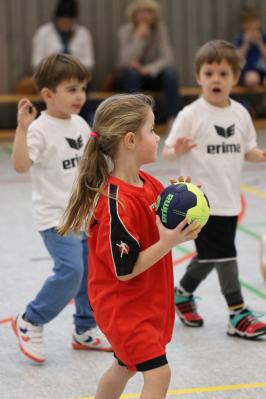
left=163, top=40, right=266, bottom=339
left=12, top=54, right=111, bottom=363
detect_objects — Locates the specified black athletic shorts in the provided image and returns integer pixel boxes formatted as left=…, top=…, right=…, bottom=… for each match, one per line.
left=195, top=215, right=238, bottom=261
left=114, top=353, right=168, bottom=372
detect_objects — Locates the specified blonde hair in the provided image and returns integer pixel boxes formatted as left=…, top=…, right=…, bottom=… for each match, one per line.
left=127, top=0, right=160, bottom=26
left=58, top=93, right=154, bottom=235
left=195, top=40, right=245, bottom=75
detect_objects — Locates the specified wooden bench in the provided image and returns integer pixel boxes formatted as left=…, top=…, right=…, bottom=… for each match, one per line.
left=0, top=84, right=265, bottom=104
left=1, top=86, right=266, bottom=141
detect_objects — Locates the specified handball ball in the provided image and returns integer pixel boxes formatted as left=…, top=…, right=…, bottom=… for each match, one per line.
left=156, top=182, right=210, bottom=229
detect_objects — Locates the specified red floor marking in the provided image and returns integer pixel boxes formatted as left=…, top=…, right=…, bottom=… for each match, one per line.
left=0, top=194, right=247, bottom=326
left=173, top=252, right=196, bottom=266
left=0, top=317, right=12, bottom=325
left=238, top=193, right=246, bottom=224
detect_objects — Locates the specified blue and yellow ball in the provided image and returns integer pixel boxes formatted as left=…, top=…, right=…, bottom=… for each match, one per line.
left=156, top=182, right=210, bottom=229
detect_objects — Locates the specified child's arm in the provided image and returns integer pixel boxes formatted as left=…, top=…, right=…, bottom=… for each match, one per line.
left=245, top=147, right=266, bottom=162
left=12, top=98, right=37, bottom=173
left=162, top=136, right=197, bottom=161
left=118, top=218, right=200, bottom=281
left=254, top=30, right=266, bottom=59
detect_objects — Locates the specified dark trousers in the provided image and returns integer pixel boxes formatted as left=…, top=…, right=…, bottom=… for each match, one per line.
left=180, top=257, right=243, bottom=307
left=179, top=215, right=244, bottom=308
left=118, top=66, right=180, bottom=119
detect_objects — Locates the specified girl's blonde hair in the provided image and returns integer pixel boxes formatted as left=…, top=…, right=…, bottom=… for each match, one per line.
left=58, top=93, right=154, bottom=235
left=127, top=0, right=160, bottom=26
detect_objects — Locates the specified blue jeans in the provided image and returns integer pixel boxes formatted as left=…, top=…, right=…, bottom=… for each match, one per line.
left=25, top=228, right=96, bottom=331
left=118, top=66, right=180, bottom=119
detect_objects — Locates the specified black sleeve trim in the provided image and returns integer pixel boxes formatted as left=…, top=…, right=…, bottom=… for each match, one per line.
left=108, top=184, right=140, bottom=276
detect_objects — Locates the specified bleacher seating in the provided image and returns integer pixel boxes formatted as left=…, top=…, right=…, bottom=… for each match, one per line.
left=0, top=85, right=266, bottom=141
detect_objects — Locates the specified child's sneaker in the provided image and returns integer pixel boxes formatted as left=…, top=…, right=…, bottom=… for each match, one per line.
left=11, top=313, right=45, bottom=363
left=72, top=326, right=113, bottom=352
left=175, top=288, right=203, bottom=327
left=227, top=309, right=266, bottom=339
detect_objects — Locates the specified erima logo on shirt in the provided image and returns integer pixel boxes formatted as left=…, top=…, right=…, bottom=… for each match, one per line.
left=214, top=124, right=235, bottom=138
left=207, top=124, right=241, bottom=154
left=65, top=136, right=83, bottom=149
left=116, top=241, right=130, bottom=258
left=62, top=135, right=83, bottom=169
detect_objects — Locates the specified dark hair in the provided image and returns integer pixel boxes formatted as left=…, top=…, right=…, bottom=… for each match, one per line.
left=54, top=0, right=78, bottom=19
left=195, top=40, right=245, bottom=75
left=33, top=53, right=90, bottom=92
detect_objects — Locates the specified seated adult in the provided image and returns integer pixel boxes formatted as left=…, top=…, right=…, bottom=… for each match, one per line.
left=31, top=0, right=94, bottom=71
left=29, top=0, right=94, bottom=123
left=117, top=0, right=180, bottom=124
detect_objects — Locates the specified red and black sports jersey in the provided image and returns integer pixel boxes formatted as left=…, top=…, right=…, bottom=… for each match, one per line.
left=88, top=170, right=175, bottom=367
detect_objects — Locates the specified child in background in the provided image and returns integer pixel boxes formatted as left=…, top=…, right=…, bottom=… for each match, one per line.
left=163, top=40, right=266, bottom=339
left=12, top=54, right=111, bottom=364
left=58, top=93, right=201, bottom=399
left=234, top=6, right=266, bottom=88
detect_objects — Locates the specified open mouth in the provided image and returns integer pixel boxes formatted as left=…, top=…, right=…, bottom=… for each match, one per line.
left=212, top=88, right=222, bottom=93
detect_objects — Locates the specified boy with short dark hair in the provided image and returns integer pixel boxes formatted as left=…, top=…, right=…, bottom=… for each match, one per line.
left=163, top=40, right=266, bottom=339
left=12, top=53, right=111, bottom=363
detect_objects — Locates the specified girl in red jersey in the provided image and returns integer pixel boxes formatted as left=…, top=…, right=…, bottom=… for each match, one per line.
left=59, top=93, right=200, bottom=399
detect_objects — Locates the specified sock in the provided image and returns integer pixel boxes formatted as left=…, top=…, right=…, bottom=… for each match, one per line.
left=229, top=304, right=245, bottom=316
left=176, top=285, right=192, bottom=297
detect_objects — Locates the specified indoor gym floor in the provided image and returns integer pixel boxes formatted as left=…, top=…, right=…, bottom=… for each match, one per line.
left=1, top=130, right=266, bottom=399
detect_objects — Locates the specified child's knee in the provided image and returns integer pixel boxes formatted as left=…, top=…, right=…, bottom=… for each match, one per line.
left=244, top=70, right=260, bottom=86
left=143, top=363, right=171, bottom=391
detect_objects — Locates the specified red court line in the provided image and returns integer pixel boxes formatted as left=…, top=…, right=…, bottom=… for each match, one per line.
left=0, top=317, right=12, bottom=325
left=0, top=194, right=247, bottom=325
left=173, top=252, right=196, bottom=266
left=238, top=193, right=246, bottom=224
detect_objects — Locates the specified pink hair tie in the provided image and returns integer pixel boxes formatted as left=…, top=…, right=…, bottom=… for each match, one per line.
left=90, top=131, right=98, bottom=138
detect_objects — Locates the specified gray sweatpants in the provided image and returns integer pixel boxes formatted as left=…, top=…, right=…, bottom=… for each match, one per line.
left=179, top=257, right=243, bottom=307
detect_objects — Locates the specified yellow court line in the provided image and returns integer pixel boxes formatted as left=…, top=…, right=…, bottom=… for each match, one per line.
left=75, top=381, right=266, bottom=399
left=241, top=183, right=266, bottom=200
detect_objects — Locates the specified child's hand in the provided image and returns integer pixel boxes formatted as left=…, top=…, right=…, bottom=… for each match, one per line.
left=174, top=136, right=196, bottom=157
left=170, top=176, right=202, bottom=188
left=17, top=98, right=37, bottom=130
left=259, top=150, right=266, bottom=161
left=156, top=216, right=201, bottom=249
left=253, top=30, right=264, bottom=46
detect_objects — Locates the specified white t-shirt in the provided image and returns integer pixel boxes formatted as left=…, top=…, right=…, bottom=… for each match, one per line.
left=27, top=112, right=90, bottom=231
left=31, top=22, right=95, bottom=69
left=165, top=97, right=257, bottom=216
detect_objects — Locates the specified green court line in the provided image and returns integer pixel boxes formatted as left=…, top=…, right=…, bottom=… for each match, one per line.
left=237, top=224, right=261, bottom=240
left=176, top=224, right=266, bottom=302
left=240, top=279, right=266, bottom=300
left=175, top=244, right=191, bottom=254
left=0, top=145, right=12, bottom=155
